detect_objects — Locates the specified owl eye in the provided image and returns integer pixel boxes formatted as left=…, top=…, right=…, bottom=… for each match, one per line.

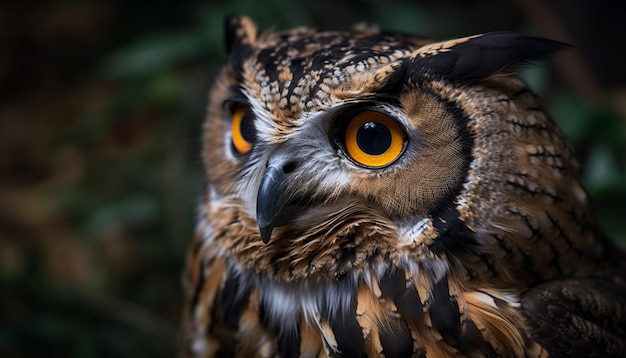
left=342, top=110, right=405, bottom=168
left=231, top=105, right=256, bottom=155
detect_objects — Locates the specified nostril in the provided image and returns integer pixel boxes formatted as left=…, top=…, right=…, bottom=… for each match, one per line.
left=282, top=161, right=298, bottom=174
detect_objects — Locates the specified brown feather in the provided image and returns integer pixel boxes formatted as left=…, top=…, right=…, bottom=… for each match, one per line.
left=181, top=15, right=626, bottom=358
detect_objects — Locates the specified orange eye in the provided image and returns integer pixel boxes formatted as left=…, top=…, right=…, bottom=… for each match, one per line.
left=231, top=106, right=256, bottom=155
left=344, top=111, right=405, bottom=168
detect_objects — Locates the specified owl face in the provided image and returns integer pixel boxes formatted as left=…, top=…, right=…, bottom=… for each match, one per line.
left=224, top=84, right=469, bottom=228
left=200, top=16, right=595, bottom=284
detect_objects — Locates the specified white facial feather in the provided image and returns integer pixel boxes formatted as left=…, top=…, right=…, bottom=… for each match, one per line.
left=233, top=100, right=353, bottom=219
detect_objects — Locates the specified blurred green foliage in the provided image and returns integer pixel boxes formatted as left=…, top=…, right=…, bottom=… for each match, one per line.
left=1, top=1, right=625, bottom=357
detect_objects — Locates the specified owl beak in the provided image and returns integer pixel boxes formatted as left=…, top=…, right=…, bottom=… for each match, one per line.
left=257, top=164, right=292, bottom=244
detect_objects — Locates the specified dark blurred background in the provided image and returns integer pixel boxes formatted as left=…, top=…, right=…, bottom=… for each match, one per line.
left=1, top=0, right=625, bottom=356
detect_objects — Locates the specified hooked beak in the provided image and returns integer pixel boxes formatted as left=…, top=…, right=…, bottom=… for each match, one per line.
left=256, top=165, right=291, bottom=244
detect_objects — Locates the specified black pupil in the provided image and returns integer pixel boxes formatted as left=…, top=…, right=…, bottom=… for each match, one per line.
left=356, top=121, right=391, bottom=155
left=239, top=110, right=256, bottom=143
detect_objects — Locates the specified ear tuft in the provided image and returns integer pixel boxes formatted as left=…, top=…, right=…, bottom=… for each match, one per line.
left=413, top=32, right=570, bottom=82
left=225, top=15, right=258, bottom=71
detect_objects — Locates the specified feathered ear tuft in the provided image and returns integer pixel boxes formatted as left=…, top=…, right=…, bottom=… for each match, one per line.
left=224, top=15, right=258, bottom=71
left=408, top=32, right=570, bottom=82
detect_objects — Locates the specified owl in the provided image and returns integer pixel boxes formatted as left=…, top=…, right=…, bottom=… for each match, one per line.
left=181, top=16, right=626, bottom=357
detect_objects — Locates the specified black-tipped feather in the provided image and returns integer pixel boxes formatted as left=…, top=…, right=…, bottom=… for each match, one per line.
left=413, top=32, right=570, bottom=82
left=224, top=16, right=255, bottom=74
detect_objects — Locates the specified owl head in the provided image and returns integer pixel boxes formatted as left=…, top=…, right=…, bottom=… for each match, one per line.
left=200, top=16, right=602, bottom=285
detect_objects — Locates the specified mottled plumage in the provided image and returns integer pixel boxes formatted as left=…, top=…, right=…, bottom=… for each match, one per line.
left=181, top=16, right=626, bottom=357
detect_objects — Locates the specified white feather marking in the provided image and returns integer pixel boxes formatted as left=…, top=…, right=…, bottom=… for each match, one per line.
left=190, top=337, right=207, bottom=356
left=195, top=214, right=216, bottom=244
left=246, top=94, right=276, bottom=140
left=470, top=291, right=498, bottom=308
left=222, top=119, right=241, bottom=164
left=397, top=254, right=421, bottom=279
left=209, top=186, right=223, bottom=208
left=471, top=290, right=521, bottom=309
left=255, top=271, right=359, bottom=340
left=497, top=290, right=521, bottom=308
left=420, top=255, right=449, bottom=283
left=397, top=216, right=430, bottom=245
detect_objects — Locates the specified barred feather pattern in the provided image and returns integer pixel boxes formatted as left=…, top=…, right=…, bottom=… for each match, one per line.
left=183, top=217, right=539, bottom=357
left=181, top=16, right=626, bottom=358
